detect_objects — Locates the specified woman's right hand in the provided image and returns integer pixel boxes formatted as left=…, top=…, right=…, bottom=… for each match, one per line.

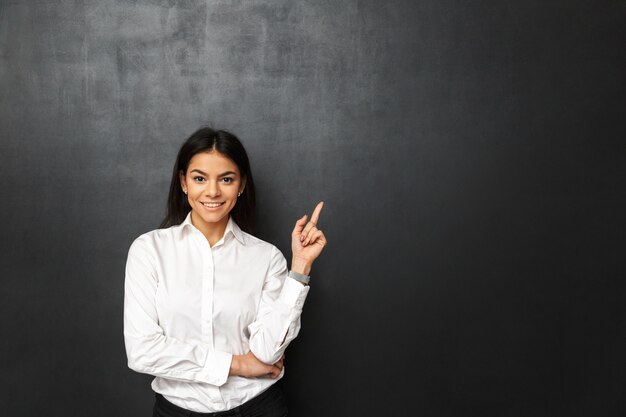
left=230, top=351, right=284, bottom=378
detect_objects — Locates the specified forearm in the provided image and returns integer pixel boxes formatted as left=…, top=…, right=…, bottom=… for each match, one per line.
left=247, top=276, right=310, bottom=364
left=124, top=332, right=232, bottom=386
left=290, top=257, right=312, bottom=276
left=229, top=352, right=283, bottom=378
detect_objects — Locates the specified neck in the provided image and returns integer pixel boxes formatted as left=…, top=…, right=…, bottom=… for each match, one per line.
left=190, top=211, right=229, bottom=247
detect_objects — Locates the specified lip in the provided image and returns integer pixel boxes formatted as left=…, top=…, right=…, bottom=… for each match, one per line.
left=200, top=201, right=225, bottom=211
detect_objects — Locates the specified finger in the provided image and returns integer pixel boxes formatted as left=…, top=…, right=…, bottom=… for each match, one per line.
left=310, top=201, right=324, bottom=225
left=299, top=202, right=324, bottom=242
left=292, top=214, right=308, bottom=236
left=303, top=226, right=318, bottom=246
left=317, top=231, right=327, bottom=246
left=300, top=220, right=314, bottom=242
left=306, top=229, right=325, bottom=246
left=302, top=202, right=324, bottom=239
left=267, top=365, right=279, bottom=378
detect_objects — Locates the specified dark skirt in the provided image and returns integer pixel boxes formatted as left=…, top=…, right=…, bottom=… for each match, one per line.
left=153, top=380, right=288, bottom=417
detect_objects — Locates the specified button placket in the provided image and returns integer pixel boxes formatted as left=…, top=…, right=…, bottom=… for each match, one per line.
left=211, top=242, right=228, bottom=409
left=194, top=232, right=223, bottom=404
left=198, top=235, right=214, bottom=347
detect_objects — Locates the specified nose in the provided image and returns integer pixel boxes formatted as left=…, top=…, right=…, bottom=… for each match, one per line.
left=205, top=180, right=220, bottom=197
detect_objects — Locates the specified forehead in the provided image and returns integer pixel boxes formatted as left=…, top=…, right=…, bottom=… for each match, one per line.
left=187, top=151, right=239, bottom=174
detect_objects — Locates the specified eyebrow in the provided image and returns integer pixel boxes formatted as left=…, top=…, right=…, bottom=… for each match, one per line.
left=190, top=169, right=238, bottom=177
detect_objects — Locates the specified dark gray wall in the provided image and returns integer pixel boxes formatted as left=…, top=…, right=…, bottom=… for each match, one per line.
left=1, top=1, right=624, bottom=416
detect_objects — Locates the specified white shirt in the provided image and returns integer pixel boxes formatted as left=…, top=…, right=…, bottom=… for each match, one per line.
left=123, top=211, right=310, bottom=412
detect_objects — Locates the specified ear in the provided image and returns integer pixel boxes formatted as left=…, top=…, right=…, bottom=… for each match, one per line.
left=239, top=176, right=247, bottom=194
left=179, top=170, right=186, bottom=192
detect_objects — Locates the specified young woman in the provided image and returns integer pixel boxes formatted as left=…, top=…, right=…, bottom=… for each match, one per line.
left=123, top=127, right=327, bottom=417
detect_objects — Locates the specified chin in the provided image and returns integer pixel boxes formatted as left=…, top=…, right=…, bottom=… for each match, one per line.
left=200, top=211, right=226, bottom=222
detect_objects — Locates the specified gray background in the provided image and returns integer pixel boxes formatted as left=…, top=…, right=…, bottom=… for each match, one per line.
left=1, top=0, right=625, bottom=416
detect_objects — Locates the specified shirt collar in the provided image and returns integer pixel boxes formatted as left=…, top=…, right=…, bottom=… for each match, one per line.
left=180, top=211, right=246, bottom=245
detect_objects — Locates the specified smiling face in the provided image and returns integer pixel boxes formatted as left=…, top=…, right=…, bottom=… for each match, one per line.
left=179, top=150, right=246, bottom=236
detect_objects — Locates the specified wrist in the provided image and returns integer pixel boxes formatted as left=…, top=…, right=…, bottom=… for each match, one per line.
left=229, top=355, right=242, bottom=376
left=290, top=258, right=312, bottom=276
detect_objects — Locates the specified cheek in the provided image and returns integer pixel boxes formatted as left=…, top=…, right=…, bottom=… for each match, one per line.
left=189, top=185, right=204, bottom=197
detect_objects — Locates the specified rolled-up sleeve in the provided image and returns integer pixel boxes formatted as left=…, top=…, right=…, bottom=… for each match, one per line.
left=247, top=245, right=311, bottom=365
left=123, top=237, right=232, bottom=386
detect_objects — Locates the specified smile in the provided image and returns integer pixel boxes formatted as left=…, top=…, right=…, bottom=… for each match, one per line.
left=202, top=202, right=225, bottom=208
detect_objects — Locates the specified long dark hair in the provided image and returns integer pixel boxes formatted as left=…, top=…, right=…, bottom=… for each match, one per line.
left=159, top=127, right=257, bottom=234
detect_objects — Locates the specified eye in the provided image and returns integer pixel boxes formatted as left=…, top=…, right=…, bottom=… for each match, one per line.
left=193, top=176, right=205, bottom=183
left=222, top=177, right=234, bottom=184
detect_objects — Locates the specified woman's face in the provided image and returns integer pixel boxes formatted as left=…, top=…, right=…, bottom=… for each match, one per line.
left=179, top=150, right=245, bottom=230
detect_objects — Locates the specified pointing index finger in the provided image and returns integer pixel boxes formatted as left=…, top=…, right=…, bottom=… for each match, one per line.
left=309, top=201, right=324, bottom=225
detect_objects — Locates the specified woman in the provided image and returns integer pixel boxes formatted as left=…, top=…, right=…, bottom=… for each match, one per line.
left=123, top=127, right=327, bottom=417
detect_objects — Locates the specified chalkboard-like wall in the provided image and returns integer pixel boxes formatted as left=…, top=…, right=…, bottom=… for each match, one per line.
left=1, top=1, right=624, bottom=416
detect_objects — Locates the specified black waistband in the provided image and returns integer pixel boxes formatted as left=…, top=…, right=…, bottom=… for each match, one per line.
left=155, top=380, right=283, bottom=417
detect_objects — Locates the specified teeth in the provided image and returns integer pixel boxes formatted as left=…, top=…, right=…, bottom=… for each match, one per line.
left=203, top=202, right=223, bottom=207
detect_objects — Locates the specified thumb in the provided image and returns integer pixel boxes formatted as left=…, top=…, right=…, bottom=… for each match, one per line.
left=292, top=214, right=308, bottom=235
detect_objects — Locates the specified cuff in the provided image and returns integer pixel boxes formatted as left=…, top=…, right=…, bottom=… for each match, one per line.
left=201, top=350, right=232, bottom=386
left=288, top=270, right=311, bottom=284
left=277, top=275, right=310, bottom=308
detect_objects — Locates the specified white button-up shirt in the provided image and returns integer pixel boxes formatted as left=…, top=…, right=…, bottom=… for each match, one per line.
left=123, top=211, right=310, bottom=412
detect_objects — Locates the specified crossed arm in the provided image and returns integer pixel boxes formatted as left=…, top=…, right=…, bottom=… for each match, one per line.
left=123, top=239, right=310, bottom=387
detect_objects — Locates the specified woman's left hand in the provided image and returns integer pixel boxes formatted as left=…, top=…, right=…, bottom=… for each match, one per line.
left=291, top=201, right=328, bottom=266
